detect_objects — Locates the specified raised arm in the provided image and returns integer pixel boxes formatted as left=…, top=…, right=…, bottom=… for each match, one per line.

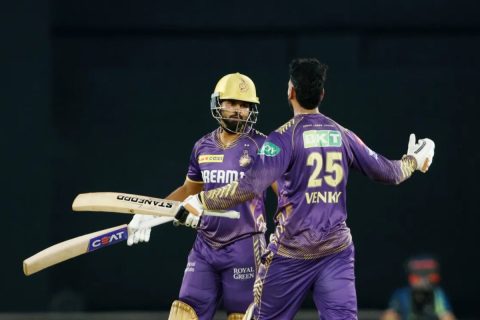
left=346, top=131, right=434, bottom=185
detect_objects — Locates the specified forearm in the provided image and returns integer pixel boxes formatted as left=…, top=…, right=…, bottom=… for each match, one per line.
left=396, top=155, right=417, bottom=184
left=200, top=164, right=276, bottom=210
left=200, top=134, right=287, bottom=210
left=358, top=154, right=416, bottom=185
left=383, top=155, right=416, bottom=185
left=200, top=180, right=257, bottom=210
left=166, top=186, right=190, bottom=201
left=167, top=179, right=204, bottom=201
left=347, top=131, right=424, bottom=185
left=377, top=133, right=435, bottom=183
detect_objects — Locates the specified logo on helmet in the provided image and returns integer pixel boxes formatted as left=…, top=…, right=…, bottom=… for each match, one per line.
left=239, top=79, right=249, bottom=93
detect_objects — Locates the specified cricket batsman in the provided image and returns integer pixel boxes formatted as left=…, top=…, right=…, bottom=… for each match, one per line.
left=175, top=58, right=435, bottom=319
left=128, top=73, right=275, bottom=320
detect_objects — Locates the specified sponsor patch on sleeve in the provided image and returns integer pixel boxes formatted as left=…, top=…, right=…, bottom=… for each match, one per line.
left=258, top=142, right=281, bottom=156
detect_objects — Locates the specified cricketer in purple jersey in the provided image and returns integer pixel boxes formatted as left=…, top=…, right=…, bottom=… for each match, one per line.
left=194, top=114, right=417, bottom=320
left=187, top=127, right=268, bottom=248
left=127, top=72, right=278, bottom=319
left=201, top=114, right=415, bottom=259
left=178, top=127, right=269, bottom=319
left=178, top=58, right=434, bottom=319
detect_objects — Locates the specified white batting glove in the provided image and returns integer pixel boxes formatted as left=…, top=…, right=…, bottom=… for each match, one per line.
left=407, top=133, right=435, bottom=173
left=127, top=214, right=173, bottom=246
left=174, top=194, right=204, bottom=229
left=127, top=214, right=153, bottom=246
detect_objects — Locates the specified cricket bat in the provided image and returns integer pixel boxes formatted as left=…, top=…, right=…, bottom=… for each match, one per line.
left=23, top=216, right=174, bottom=276
left=72, top=192, right=240, bottom=219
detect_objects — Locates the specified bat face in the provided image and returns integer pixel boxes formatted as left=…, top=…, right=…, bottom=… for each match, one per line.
left=72, top=192, right=240, bottom=219
left=72, top=192, right=181, bottom=217
left=23, top=224, right=129, bottom=276
left=23, top=191, right=240, bottom=276
left=115, top=194, right=175, bottom=209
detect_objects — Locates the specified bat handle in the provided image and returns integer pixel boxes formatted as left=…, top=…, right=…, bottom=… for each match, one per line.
left=175, top=205, right=240, bottom=220
left=139, top=216, right=174, bottom=229
left=204, top=210, right=240, bottom=219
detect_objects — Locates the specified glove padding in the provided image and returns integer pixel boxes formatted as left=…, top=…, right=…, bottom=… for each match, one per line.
left=174, top=194, right=204, bottom=228
left=407, top=133, right=435, bottom=173
left=127, top=214, right=173, bottom=246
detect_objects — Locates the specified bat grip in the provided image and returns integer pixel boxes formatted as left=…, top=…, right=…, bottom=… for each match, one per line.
left=174, top=206, right=190, bottom=224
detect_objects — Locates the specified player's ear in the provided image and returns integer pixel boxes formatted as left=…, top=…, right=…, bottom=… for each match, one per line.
left=320, top=88, right=325, bottom=102
left=288, top=80, right=295, bottom=100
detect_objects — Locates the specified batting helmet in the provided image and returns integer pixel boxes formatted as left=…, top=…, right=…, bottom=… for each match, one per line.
left=210, top=73, right=260, bottom=134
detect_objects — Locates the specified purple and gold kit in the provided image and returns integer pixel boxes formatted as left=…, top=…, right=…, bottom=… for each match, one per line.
left=179, top=128, right=268, bottom=319
left=201, top=113, right=416, bottom=319
left=187, top=127, right=268, bottom=247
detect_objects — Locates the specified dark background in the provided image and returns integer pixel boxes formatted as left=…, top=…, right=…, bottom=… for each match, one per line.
left=2, top=0, right=479, bottom=318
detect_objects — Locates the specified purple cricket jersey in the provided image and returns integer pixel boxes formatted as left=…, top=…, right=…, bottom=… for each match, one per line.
left=201, top=113, right=416, bottom=259
left=187, top=128, right=268, bottom=248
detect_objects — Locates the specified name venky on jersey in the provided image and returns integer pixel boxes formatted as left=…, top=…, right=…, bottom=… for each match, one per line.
left=305, top=191, right=342, bottom=204
left=201, top=170, right=245, bottom=184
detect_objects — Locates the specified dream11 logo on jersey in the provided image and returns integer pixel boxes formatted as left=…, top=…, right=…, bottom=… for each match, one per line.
left=88, top=227, right=128, bottom=252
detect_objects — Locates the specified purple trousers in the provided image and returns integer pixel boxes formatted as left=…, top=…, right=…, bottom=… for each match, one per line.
left=253, top=244, right=357, bottom=320
left=178, top=233, right=265, bottom=319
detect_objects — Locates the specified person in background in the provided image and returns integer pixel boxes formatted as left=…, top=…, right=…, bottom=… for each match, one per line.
left=381, top=255, right=456, bottom=320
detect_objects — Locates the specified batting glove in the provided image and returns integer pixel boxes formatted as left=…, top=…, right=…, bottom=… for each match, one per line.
left=174, top=194, right=204, bottom=229
left=127, top=214, right=173, bottom=246
left=407, top=133, right=435, bottom=173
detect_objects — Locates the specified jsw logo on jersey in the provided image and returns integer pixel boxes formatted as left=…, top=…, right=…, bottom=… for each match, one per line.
left=88, top=227, right=128, bottom=252
left=201, top=170, right=245, bottom=184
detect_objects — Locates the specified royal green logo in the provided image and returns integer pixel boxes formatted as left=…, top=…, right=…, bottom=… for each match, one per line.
left=303, top=130, right=342, bottom=148
left=258, top=142, right=281, bottom=156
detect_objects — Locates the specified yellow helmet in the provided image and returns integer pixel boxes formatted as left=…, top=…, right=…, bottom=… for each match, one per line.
left=210, top=73, right=260, bottom=134
left=212, top=73, right=260, bottom=104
